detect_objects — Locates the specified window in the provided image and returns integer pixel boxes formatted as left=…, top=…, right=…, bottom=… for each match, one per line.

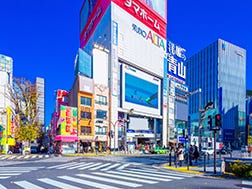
left=95, top=95, right=107, bottom=105
left=81, top=96, right=92, bottom=106
left=95, top=126, right=106, bottom=135
left=96, top=110, right=107, bottom=119
left=81, top=111, right=91, bottom=119
left=80, top=126, right=91, bottom=135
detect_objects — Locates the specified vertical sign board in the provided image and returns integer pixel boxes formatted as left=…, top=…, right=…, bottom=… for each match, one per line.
left=166, top=41, right=186, bottom=84
left=111, top=20, right=119, bottom=96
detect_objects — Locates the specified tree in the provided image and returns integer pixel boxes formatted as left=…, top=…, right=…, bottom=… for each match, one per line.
left=8, top=78, right=42, bottom=145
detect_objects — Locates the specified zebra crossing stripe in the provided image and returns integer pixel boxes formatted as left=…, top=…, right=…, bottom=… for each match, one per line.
left=0, top=184, right=7, bottom=189
left=0, top=176, right=10, bottom=179
left=47, top=161, right=78, bottom=169
left=116, top=163, right=131, bottom=170
left=106, top=171, right=171, bottom=181
left=242, top=180, right=252, bottom=189
left=89, top=163, right=111, bottom=171
left=130, top=168, right=194, bottom=177
left=77, top=173, right=142, bottom=188
left=58, top=176, right=123, bottom=189
left=78, top=163, right=103, bottom=170
left=38, top=178, right=82, bottom=189
left=0, top=173, right=22, bottom=176
left=121, top=170, right=184, bottom=179
left=100, top=163, right=121, bottom=171
left=68, top=162, right=100, bottom=170
left=14, top=181, right=45, bottom=189
left=0, top=167, right=44, bottom=170
left=92, top=172, right=158, bottom=184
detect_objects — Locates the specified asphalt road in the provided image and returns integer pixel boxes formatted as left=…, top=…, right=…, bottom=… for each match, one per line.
left=0, top=155, right=249, bottom=189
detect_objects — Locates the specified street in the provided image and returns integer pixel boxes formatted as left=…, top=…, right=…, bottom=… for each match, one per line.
left=0, top=154, right=250, bottom=189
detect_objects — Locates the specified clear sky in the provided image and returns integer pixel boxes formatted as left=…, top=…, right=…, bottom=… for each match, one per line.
left=0, top=0, right=251, bottom=126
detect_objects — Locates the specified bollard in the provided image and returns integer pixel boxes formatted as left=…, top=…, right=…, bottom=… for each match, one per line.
left=204, top=154, right=206, bottom=172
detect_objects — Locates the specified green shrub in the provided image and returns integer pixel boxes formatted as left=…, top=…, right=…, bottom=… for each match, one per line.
left=229, top=161, right=252, bottom=178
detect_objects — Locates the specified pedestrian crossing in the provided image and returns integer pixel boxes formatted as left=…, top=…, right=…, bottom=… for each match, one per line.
left=46, top=161, right=142, bottom=171
left=241, top=180, right=252, bottom=189
left=0, top=168, right=194, bottom=189
left=0, top=166, right=44, bottom=180
left=0, top=154, right=50, bottom=161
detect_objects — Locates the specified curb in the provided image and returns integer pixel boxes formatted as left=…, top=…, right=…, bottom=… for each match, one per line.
left=162, top=164, right=203, bottom=175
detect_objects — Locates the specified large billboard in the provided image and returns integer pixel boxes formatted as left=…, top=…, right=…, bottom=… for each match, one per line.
left=121, top=65, right=161, bottom=115
left=59, top=105, right=78, bottom=136
left=112, top=3, right=166, bottom=77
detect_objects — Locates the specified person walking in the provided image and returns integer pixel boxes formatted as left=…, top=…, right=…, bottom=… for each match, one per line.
left=177, top=145, right=184, bottom=167
left=188, top=145, right=194, bottom=166
left=193, top=145, right=199, bottom=163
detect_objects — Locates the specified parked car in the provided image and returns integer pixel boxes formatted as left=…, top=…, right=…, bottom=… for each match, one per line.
left=217, top=147, right=232, bottom=154
left=150, top=147, right=168, bottom=154
left=201, top=147, right=214, bottom=155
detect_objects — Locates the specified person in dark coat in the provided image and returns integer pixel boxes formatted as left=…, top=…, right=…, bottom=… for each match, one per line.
left=193, top=145, right=199, bottom=163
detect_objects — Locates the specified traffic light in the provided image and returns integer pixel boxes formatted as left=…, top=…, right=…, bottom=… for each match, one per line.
left=207, top=115, right=212, bottom=129
left=215, top=114, right=222, bottom=128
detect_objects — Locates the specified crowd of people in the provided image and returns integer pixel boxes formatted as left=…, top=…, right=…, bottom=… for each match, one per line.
left=173, top=144, right=200, bottom=167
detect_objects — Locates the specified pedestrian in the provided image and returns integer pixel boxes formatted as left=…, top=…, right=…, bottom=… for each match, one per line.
left=177, top=145, right=184, bottom=167
left=193, top=145, right=199, bottom=163
left=188, top=145, right=194, bottom=166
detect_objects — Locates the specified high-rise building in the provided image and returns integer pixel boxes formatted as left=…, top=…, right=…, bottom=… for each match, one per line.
left=187, top=39, right=246, bottom=148
left=78, top=0, right=167, bottom=149
left=35, top=77, right=45, bottom=126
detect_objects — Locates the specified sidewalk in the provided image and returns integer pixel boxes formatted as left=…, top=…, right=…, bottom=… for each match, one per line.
left=162, top=158, right=224, bottom=177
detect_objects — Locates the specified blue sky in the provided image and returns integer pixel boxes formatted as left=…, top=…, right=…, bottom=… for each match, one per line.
left=0, top=0, right=251, bottom=125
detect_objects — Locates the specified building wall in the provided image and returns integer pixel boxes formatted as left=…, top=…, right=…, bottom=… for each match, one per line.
left=79, top=0, right=167, bottom=148
left=187, top=39, right=246, bottom=146
left=35, top=77, right=45, bottom=126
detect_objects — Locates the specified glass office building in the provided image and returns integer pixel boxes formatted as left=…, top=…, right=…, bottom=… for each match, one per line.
left=187, top=39, right=246, bottom=148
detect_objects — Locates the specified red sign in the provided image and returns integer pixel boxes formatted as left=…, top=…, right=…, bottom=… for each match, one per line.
left=112, top=0, right=166, bottom=39
left=80, top=0, right=110, bottom=48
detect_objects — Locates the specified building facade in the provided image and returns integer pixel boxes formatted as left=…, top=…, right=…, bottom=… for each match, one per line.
left=78, top=0, right=167, bottom=150
left=187, top=39, right=246, bottom=148
left=35, top=77, right=45, bottom=126
left=0, top=54, right=13, bottom=154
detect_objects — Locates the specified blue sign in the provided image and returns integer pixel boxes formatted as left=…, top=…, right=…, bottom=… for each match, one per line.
left=179, top=137, right=187, bottom=143
left=166, top=41, right=186, bottom=83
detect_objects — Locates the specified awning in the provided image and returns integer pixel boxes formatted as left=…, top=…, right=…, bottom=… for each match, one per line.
left=54, top=135, right=78, bottom=142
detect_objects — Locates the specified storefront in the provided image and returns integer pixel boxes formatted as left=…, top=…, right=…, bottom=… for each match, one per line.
left=54, top=135, right=78, bottom=154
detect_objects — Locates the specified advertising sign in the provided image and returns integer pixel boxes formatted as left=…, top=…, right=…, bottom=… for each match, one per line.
left=59, top=105, right=78, bottom=136
left=113, top=4, right=166, bottom=77
left=166, top=41, right=186, bottom=84
left=121, top=65, right=161, bottom=115
left=112, top=0, right=166, bottom=39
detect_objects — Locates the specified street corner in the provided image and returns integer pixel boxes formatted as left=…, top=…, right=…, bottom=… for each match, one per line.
left=162, top=164, right=203, bottom=175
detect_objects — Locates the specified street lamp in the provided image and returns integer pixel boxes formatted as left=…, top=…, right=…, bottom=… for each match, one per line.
left=109, top=108, right=134, bottom=154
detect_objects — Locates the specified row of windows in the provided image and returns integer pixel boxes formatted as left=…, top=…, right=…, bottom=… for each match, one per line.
left=95, top=126, right=106, bottom=135
left=80, top=110, right=107, bottom=119
left=80, top=95, right=107, bottom=106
